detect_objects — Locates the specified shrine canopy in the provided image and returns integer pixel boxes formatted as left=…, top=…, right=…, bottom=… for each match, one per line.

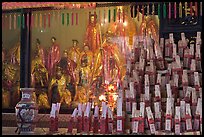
left=2, top=2, right=97, bottom=10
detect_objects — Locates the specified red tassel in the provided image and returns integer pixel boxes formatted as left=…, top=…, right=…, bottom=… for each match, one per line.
left=195, top=2, right=198, bottom=16
left=142, top=5, right=144, bottom=21
left=190, top=2, right=192, bottom=16
left=174, top=2, right=177, bottom=19
left=44, top=13, right=46, bottom=29
left=123, top=9, right=125, bottom=23
left=76, top=13, right=78, bottom=25
left=48, top=13, right=51, bottom=27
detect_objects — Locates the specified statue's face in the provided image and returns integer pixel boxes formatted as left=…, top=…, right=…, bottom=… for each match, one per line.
left=73, top=42, right=77, bottom=47
left=63, top=52, right=68, bottom=57
left=90, top=16, right=95, bottom=23
left=56, top=71, right=62, bottom=79
left=51, top=38, right=55, bottom=44
left=84, top=46, right=89, bottom=51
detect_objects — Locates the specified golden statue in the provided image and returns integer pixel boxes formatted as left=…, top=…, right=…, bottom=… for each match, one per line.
left=48, top=67, right=72, bottom=107
left=2, top=62, right=20, bottom=108
left=92, top=36, right=126, bottom=85
left=84, top=13, right=102, bottom=53
left=31, top=54, right=48, bottom=88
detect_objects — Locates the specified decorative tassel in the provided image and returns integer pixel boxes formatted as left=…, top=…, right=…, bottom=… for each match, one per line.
left=48, top=13, right=51, bottom=27
left=152, top=3, right=155, bottom=15
left=195, top=2, right=198, bottom=16
left=190, top=2, right=192, bottom=16
left=185, top=2, right=188, bottom=17
left=104, top=9, right=106, bottom=24
left=22, top=14, right=25, bottom=29
left=17, top=14, right=21, bottom=28
left=57, top=11, right=60, bottom=23
left=5, top=15, right=8, bottom=29
left=72, top=12, right=74, bottom=25
left=137, top=5, right=139, bottom=22
left=179, top=2, right=182, bottom=18
left=13, top=14, right=16, bottom=30
left=158, top=4, right=160, bottom=19
left=67, top=13, right=69, bottom=26
left=174, top=2, right=177, bottom=19
left=31, top=13, right=34, bottom=28
left=62, top=13, right=64, bottom=25
left=76, top=13, right=78, bottom=25
left=147, top=4, right=149, bottom=15
left=9, top=14, right=12, bottom=30
left=44, top=13, right=46, bottom=28
left=35, top=13, right=38, bottom=28
left=130, top=6, right=133, bottom=18
left=200, top=2, right=202, bottom=16
left=108, top=9, right=111, bottom=23
left=169, top=2, right=171, bottom=19
left=123, top=9, right=125, bottom=23
left=27, top=13, right=29, bottom=29
left=39, top=13, right=42, bottom=28
left=114, top=8, right=116, bottom=22
left=142, top=5, right=144, bottom=21
left=163, top=3, right=167, bottom=19
left=133, top=5, right=135, bottom=18
left=98, top=9, right=101, bottom=23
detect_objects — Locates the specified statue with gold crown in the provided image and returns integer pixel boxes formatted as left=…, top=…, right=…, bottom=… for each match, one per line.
left=48, top=66, right=72, bottom=108
left=84, top=12, right=102, bottom=53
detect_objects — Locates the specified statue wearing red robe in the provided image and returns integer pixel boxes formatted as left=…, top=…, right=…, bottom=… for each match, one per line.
left=84, top=13, right=101, bottom=53
left=47, top=37, right=60, bottom=77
